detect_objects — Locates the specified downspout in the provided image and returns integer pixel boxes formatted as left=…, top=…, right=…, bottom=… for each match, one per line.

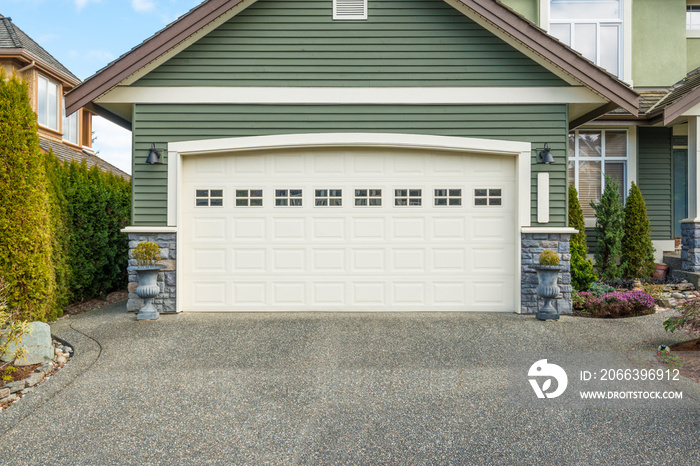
left=17, top=60, right=35, bottom=73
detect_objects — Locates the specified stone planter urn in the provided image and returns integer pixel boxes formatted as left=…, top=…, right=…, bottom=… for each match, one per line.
left=134, top=265, right=165, bottom=320
left=533, top=264, right=562, bottom=321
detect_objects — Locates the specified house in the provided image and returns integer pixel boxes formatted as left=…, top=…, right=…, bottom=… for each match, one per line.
left=66, top=0, right=649, bottom=315
left=0, top=14, right=129, bottom=179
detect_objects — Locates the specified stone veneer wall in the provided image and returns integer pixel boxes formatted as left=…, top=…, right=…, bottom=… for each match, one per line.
left=521, top=233, right=572, bottom=315
left=127, top=233, right=177, bottom=314
left=681, top=221, right=700, bottom=272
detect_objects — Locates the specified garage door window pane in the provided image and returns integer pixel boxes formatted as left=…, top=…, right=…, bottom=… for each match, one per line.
left=474, top=188, right=502, bottom=207
left=195, top=189, right=223, bottom=207
left=276, top=189, right=303, bottom=207
left=236, top=189, right=263, bottom=207
left=395, top=189, right=421, bottom=206
left=355, top=189, right=382, bottom=206
left=435, top=188, right=462, bottom=206
left=316, top=189, right=342, bottom=207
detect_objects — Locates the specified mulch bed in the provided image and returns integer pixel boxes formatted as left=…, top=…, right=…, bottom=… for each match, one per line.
left=63, top=290, right=127, bottom=316
left=1, top=363, right=41, bottom=386
left=667, top=338, right=700, bottom=384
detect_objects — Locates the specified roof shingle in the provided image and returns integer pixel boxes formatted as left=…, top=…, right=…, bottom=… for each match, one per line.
left=39, top=137, right=130, bottom=180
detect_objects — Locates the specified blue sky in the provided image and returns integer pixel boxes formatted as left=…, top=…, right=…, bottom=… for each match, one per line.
left=2, top=0, right=204, bottom=174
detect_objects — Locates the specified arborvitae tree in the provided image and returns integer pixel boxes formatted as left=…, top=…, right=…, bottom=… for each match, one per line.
left=621, top=182, right=656, bottom=278
left=568, top=184, right=597, bottom=290
left=0, top=72, right=57, bottom=321
left=592, top=175, right=625, bottom=280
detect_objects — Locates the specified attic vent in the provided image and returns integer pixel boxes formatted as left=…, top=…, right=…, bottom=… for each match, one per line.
left=333, top=0, right=367, bottom=20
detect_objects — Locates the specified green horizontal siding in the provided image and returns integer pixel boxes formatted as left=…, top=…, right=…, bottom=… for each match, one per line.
left=132, top=103, right=568, bottom=226
left=638, top=127, right=673, bottom=240
left=136, top=0, right=566, bottom=87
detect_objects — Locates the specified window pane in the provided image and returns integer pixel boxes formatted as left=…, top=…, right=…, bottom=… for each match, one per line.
left=236, top=190, right=247, bottom=197
left=38, top=77, right=47, bottom=126
left=315, top=189, right=327, bottom=197
left=435, top=189, right=447, bottom=197
left=579, top=161, right=602, bottom=217
left=196, top=190, right=208, bottom=197
left=251, top=190, right=263, bottom=197
left=47, top=81, right=58, bottom=130
left=355, top=198, right=367, bottom=206
left=210, top=199, right=223, bottom=207
left=568, top=160, right=575, bottom=186
left=578, top=131, right=602, bottom=157
left=475, top=189, right=487, bottom=197
left=369, top=199, right=381, bottom=206
left=605, top=131, right=626, bottom=158
left=196, top=199, right=209, bottom=207
left=600, top=25, right=620, bottom=76
left=369, top=189, right=381, bottom=196
left=355, top=189, right=367, bottom=197
left=550, top=23, right=571, bottom=46
left=449, top=198, right=461, bottom=206
left=251, top=199, right=263, bottom=207
left=210, top=190, right=223, bottom=197
left=605, top=162, right=625, bottom=200
left=236, top=199, right=248, bottom=206
left=573, top=23, right=597, bottom=63
left=551, top=0, right=620, bottom=20
left=290, top=190, right=302, bottom=197
left=489, top=189, right=501, bottom=197
left=568, top=133, right=575, bottom=158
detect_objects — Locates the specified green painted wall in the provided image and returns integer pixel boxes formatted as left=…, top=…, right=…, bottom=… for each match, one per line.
left=500, top=0, right=539, bottom=24
left=638, top=127, right=673, bottom=240
left=131, top=103, right=568, bottom=227
left=688, top=39, right=700, bottom=72
left=633, top=0, right=687, bottom=86
left=136, top=0, right=566, bottom=87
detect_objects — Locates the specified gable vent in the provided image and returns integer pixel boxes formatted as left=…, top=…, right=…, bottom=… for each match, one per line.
left=333, top=0, right=367, bottom=20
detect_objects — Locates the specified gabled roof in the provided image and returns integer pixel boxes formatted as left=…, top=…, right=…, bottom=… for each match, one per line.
left=0, top=14, right=80, bottom=85
left=66, top=0, right=638, bottom=118
left=39, top=136, right=130, bottom=180
left=654, top=67, right=700, bottom=125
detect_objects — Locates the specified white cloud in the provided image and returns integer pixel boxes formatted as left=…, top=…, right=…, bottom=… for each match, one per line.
left=74, top=0, right=100, bottom=11
left=132, top=0, right=156, bottom=13
left=92, top=117, right=132, bottom=175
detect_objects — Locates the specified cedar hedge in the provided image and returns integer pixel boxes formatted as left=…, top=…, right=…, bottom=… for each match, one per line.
left=621, top=182, right=655, bottom=279
left=0, top=71, right=130, bottom=321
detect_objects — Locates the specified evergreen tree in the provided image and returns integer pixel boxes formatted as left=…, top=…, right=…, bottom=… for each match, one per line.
left=0, top=72, right=57, bottom=321
left=568, top=184, right=597, bottom=290
left=592, top=175, right=625, bottom=280
left=621, top=182, right=656, bottom=278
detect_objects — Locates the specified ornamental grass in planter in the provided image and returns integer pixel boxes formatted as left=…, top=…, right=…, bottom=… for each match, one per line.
left=131, top=242, right=164, bottom=321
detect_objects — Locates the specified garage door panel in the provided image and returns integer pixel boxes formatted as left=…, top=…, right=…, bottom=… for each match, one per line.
left=182, top=148, right=517, bottom=312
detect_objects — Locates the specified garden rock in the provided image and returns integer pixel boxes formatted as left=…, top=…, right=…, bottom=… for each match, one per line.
left=5, top=380, right=26, bottom=393
left=672, top=292, right=684, bottom=299
left=0, top=388, right=9, bottom=398
left=25, top=372, right=44, bottom=387
left=1, top=322, right=53, bottom=365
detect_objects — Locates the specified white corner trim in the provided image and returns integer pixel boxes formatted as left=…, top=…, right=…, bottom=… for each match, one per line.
left=537, top=172, right=550, bottom=224
left=167, top=133, right=532, bottom=156
left=96, top=86, right=606, bottom=106
left=538, top=0, right=549, bottom=29
left=521, top=227, right=578, bottom=234
left=121, top=226, right=178, bottom=234
left=687, top=30, right=700, bottom=39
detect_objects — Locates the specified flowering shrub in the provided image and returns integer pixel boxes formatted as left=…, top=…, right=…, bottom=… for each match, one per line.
left=575, top=290, right=656, bottom=318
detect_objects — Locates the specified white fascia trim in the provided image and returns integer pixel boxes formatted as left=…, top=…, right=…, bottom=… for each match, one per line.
left=96, top=86, right=607, bottom=105
left=168, top=132, right=532, bottom=314
left=121, top=226, right=178, bottom=233
left=167, top=132, right=532, bottom=156
left=521, top=227, right=578, bottom=234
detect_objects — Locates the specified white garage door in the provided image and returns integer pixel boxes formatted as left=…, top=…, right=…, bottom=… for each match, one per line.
left=180, top=147, right=516, bottom=312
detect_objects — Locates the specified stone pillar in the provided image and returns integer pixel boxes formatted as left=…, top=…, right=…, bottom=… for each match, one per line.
left=127, top=233, right=177, bottom=314
left=521, top=232, right=572, bottom=315
left=682, top=117, right=700, bottom=271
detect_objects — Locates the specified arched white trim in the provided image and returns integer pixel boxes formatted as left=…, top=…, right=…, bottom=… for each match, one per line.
left=167, top=133, right=532, bottom=313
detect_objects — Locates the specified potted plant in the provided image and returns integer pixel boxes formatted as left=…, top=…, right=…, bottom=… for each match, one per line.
left=533, top=249, right=562, bottom=321
left=132, top=242, right=165, bottom=321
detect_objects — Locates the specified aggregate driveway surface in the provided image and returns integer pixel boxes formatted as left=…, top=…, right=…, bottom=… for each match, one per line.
left=1, top=302, right=699, bottom=465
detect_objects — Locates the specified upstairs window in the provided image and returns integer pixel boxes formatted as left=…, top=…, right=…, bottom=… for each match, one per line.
left=37, top=75, right=59, bottom=130
left=549, top=0, right=623, bottom=77
left=62, top=108, right=78, bottom=145
left=333, top=0, right=367, bottom=20
left=688, top=5, right=700, bottom=30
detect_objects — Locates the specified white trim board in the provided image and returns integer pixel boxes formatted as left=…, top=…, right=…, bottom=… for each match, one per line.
left=167, top=132, right=532, bottom=313
left=96, top=86, right=607, bottom=105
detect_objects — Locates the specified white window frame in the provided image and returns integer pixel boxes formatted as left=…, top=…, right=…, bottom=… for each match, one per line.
left=37, top=74, right=60, bottom=131
left=687, top=2, right=700, bottom=37
left=62, top=108, right=79, bottom=145
left=568, top=129, right=629, bottom=223
left=541, top=0, right=632, bottom=83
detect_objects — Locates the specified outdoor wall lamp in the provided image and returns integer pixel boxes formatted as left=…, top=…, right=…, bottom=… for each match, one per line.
left=536, top=143, right=555, bottom=164
left=146, top=143, right=163, bottom=165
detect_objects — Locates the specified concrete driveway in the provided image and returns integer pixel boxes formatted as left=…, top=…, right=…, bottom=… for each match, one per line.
left=1, top=302, right=699, bottom=464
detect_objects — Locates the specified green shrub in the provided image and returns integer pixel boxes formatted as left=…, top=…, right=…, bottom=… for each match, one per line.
left=568, top=185, right=597, bottom=290
left=592, top=175, right=624, bottom=280
left=588, top=281, right=615, bottom=297
left=0, top=71, right=57, bottom=321
left=0, top=279, right=31, bottom=369
left=538, top=249, right=560, bottom=266
left=663, top=299, right=700, bottom=338
left=621, top=182, right=655, bottom=279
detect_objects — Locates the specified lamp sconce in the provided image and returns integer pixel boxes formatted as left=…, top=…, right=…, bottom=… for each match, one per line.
left=536, top=143, right=555, bottom=164
left=146, top=143, right=164, bottom=165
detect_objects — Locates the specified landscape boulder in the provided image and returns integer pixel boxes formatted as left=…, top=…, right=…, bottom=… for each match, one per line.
left=1, top=322, right=54, bottom=365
